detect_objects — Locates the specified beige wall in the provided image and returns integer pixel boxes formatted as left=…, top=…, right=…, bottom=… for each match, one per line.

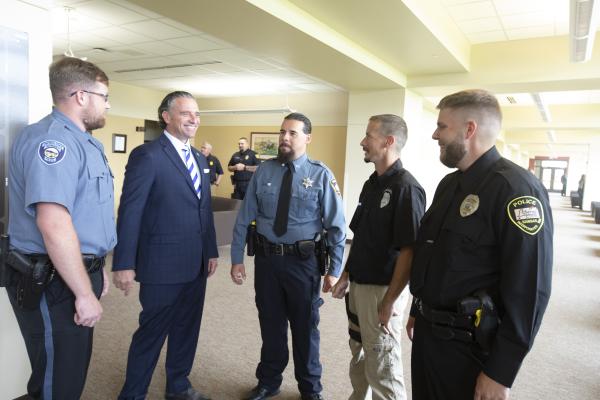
left=195, top=125, right=347, bottom=198
left=94, top=115, right=146, bottom=212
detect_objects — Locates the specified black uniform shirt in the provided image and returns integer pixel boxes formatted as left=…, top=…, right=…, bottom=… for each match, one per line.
left=410, top=146, right=553, bottom=387
left=206, top=154, right=223, bottom=184
left=228, top=149, right=259, bottom=182
left=346, top=159, right=425, bottom=285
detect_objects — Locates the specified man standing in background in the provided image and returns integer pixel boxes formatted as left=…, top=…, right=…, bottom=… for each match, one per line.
left=228, top=137, right=259, bottom=199
left=200, top=141, right=224, bottom=187
left=112, top=91, right=218, bottom=400
left=5, top=57, right=115, bottom=400
left=332, top=114, right=425, bottom=400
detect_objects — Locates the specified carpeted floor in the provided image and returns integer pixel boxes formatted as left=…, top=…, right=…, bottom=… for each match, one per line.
left=82, top=193, right=600, bottom=399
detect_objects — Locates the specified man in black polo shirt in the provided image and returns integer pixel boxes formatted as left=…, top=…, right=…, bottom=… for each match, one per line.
left=200, top=141, right=224, bottom=186
left=228, top=137, right=259, bottom=199
left=332, top=114, right=425, bottom=400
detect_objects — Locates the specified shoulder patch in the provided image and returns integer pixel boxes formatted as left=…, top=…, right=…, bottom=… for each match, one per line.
left=38, top=140, right=67, bottom=165
left=507, top=195, right=544, bottom=235
left=330, top=179, right=341, bottom=196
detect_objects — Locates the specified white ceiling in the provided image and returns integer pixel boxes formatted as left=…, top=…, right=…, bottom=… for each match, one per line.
left=19, top=0, right=600, bottom=105
left=45, top=0, right=342, bottom=97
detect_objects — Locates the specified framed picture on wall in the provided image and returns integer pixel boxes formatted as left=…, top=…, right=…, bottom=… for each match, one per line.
left=251, top=132, right=279, bottom=160
left=112, top=133, right=127, bottom=153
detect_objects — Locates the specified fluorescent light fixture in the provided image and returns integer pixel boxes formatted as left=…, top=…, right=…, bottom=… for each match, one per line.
left=546, top=130, right=556, bottom=142
left=570, top=0, right=600, bottom=63
left=531, top=93, right=552, bottom=122
left=199, top=107, right=295, bottom=115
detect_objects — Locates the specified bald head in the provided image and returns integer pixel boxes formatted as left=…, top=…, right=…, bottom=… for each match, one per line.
left=200, top=142, right=212, bottom=157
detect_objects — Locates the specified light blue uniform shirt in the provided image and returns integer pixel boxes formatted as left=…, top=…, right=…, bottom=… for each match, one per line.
left=231, top=153, right=346, bottom=276
left=8, top=108, right=117, bottom=256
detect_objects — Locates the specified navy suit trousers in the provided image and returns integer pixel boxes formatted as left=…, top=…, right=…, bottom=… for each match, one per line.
left=254, top=252, right=324, bottom=395
left=118, top=269, right=207, bottom=400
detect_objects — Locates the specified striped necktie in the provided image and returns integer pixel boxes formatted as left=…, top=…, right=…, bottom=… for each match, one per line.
left=182, top=147, right=201, bottom=199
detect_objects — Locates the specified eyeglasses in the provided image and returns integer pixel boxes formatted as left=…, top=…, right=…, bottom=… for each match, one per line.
left=70, top=90, right=109, bottom=102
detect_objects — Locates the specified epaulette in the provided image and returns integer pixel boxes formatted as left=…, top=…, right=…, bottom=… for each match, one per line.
left=307, top=158, right=326, bottom=168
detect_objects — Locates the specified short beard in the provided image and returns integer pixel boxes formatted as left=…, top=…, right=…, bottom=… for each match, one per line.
left=82, top=111, right=106, bottom=132
left=440, top=139, right=466, bottom=168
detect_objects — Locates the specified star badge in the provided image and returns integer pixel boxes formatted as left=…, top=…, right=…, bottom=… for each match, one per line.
left=302, top=177, right=314, bottom=189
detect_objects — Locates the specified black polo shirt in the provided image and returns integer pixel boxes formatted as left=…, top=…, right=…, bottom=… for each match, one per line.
left=206, top=154, right=223, bottom=184
left=228, top=149, right=259, bottom=182
left=410, top=146, right=553, bottom=387
left=345, top=159, right=425, bottom=285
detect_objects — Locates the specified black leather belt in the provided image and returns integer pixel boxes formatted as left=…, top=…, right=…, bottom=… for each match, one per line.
left=256, top=235, right=299, bottom=256
left=415, top=298, right=475, bottom=343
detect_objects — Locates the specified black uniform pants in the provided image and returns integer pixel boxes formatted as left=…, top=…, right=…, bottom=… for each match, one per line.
left=254, top=252, right=324, bottom=395
left=232, top=180, right=250, bottom=200
left=6, top=270, right=104, bottom=400
left=411, top=313, right=488, bottom=400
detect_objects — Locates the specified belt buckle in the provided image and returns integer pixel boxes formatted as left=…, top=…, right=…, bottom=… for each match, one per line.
left=274, top=243, right=284, bottom=256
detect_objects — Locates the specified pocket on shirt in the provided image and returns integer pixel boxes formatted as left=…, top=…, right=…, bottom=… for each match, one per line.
left=291, top=189, right=319, bottom=219
left=257, top=185, right=278, bottom=218
left=87, top=159, right=113, bottom=204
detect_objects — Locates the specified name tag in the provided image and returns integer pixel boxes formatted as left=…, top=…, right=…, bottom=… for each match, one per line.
left=203, top=168, right=210, bottom=173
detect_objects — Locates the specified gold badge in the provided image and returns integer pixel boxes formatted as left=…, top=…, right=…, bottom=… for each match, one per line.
left=245, top=155, right=249, bottom=160
left=507, top=196, right=544, bottom=235
left=460, top=194, right=479, bottom=217
left=209, top=161, right=214, bottom=166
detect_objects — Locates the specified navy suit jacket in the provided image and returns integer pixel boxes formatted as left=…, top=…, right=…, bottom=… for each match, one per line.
left=112, top=134, right=219, bottom=284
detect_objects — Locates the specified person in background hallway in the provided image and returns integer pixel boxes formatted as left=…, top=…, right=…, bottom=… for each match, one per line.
left=408, top=89, right=553, bottom=400
left=230, top=113, right=346, bottom=400
left=332, top=114, right=425, bottom=400
left=577, top=174, right=585, bottom=209
left=560, top=172, right=568, bottom=196
left=228, top=137, right=259, bottom=199
left=4, top=57, right=115, bottom=400
left=112, top=91, right=218, bottom=400
left=200, top=141, right=224, bottom=187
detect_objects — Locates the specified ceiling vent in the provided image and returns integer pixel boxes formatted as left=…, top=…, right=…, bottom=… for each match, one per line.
left=114, top=61, right=222, bottom=73
left=531, top=93, right=552, bottom=122
left=506, top=96, right=517, bottom=104
left=570, top=0, right=600, bottom=62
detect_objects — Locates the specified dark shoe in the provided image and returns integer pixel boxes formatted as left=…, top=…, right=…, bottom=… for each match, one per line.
left=300, top=394, right=324, bottom=400
left=243, top=385, right=280, bottom=400
left=165, top=387, right=211, bottom=400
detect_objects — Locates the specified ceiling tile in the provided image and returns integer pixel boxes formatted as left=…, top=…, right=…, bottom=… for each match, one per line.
left=157, top=18, right=203, bottom=35
left=492, top=0, right=548, bottom=15
left=198, top=63, right=244, bottom=73
left=57, top=31, right=122, bottom=49
left=127, top=41, right=187, bottom=56
left=112, top=0, right=164, bottom=19
left=501, top=12, right=553, bottom=29
left=448, top=1, right=497, bottom=21
left=459, top=17, right=503, bottom=33
left=169, top=52, right=220, bottom=64
left=506, top=25, right=554, bottom=40
left=89, top=26, right=152, bottom=45
left=466, top=30, right=507, bottom=44
left=200, top=49, right=255, bottom=63
left=122, top=20, right=188, bottom=40
left=162, top=36, right=223, bottom=52
left=293, top=83, right=336, bottom=93
left=230, top=58, right=281, bottom=71
left=51, top=7, right=111, bottom=34
left=73, top=0, right=148, bottom=24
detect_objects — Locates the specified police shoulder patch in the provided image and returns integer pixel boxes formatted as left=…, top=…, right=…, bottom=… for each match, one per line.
left=506, top=195, right=544, bottom=235
left=38, top=140, right=67, bottom=165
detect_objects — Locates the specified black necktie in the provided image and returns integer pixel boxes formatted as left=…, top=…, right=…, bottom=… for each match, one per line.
left=273, top=163, right=292, bottom=236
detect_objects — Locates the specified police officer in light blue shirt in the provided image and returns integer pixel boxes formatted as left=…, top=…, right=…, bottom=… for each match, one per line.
left=231, top=112, right=345, bottom=400
left=6, top=57, right=116, bottom=400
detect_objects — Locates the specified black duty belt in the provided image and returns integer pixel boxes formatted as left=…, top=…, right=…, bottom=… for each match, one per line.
left=256, top=235, right=301, bottom=256
left=415, top=298, right=475, bottom=343
left=26, top=253, right=105, bottom=274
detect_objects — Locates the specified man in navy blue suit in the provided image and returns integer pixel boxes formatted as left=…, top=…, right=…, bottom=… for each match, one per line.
left=112, top=91, right=219, bottom=400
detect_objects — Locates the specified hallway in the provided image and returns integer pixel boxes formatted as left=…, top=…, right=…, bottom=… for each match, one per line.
left=83, top=193, right=600, bottom=399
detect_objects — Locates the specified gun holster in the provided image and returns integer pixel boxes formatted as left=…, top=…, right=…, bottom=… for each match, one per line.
left=314, top=231, right=330, bottom=276
left=457, top=290, right=499, bottom=351
left=296, top=240, right=315, bottom=260
left=0, top=234, right=12, bottom=287
left=246, top=222, right=257, bottom=256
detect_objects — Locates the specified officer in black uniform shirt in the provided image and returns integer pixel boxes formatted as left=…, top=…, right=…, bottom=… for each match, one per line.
left=408, top=89, right=553, bottom=400
left=200, top=141, right=224, bottom=186
left=228, top=137, right=259, bottom=199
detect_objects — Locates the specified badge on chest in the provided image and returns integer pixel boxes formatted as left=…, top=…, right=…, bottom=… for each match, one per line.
left=460, top=194, right=480, bottom=217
